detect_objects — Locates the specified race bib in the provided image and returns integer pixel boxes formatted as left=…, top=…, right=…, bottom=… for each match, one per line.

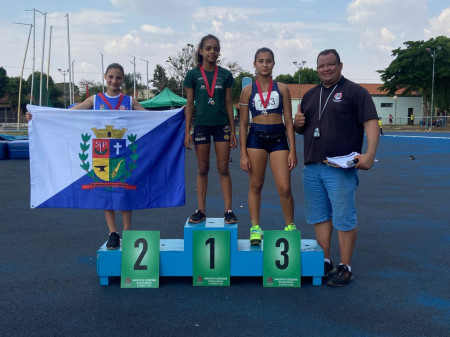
left=253, top=91, right=280, bottom=111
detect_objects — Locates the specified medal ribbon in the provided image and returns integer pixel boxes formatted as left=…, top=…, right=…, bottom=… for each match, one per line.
left=98, top=93, right=125, bottom=110
left=255, top=79, right=273, bottom=110
left=200, top=65, right=218, bottom=100
left=318, top=84, right=338, bottom=121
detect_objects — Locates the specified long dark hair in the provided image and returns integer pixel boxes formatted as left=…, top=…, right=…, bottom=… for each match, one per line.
left=105, top=63, right=125, bottom=76
left=195, top=34, right=220, bottom=67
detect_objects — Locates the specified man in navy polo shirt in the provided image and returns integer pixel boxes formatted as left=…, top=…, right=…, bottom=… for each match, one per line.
left=294, top=49, right=379, bottom=286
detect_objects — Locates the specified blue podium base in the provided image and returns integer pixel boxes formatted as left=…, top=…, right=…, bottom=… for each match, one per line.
left=97, top=218, right=324, bottom=286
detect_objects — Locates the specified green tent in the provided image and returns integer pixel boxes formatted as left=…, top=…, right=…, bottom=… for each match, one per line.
left=140, top=88, right=186, bottom=109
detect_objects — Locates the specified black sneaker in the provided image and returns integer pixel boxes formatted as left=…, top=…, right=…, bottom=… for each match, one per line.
left=224, top=210, right=237, bottom=224
left=327, top=264, right=353, bottom=287
left=106, top=232, right=120, bottom=250
left=189, top=209, right=206, bottom=223
left=324, top=261, right=336, bottom=278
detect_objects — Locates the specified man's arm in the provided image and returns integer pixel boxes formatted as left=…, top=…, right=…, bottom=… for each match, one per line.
left=355, top=118, right=379, bottom=170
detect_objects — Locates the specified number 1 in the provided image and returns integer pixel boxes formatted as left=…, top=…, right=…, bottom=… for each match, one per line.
left=206, top=237, right=215, bottom=269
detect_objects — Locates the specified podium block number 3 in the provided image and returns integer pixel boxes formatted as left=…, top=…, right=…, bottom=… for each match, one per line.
left=193, top=231, right=230, bottom=286
left=263, top=230, right=301, bottom=287
left=276, top=238, right=289, bottom=270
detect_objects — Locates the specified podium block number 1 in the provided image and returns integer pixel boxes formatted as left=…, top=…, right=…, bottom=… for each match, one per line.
left=121, top=231, right=160, bottom=288
left=193, top=231, right=230, bottom=286
left=263, top=230, right=301, bottom=287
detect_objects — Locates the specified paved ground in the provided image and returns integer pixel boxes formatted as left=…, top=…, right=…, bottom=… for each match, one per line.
left=1, top=130, right=449, bottom=337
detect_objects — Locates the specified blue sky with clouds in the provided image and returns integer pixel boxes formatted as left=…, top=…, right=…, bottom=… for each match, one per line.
left=1, top=0, right=449, bottom=86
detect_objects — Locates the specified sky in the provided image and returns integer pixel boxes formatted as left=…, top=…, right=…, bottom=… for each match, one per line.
left=1, top=0, right=449, bottom=87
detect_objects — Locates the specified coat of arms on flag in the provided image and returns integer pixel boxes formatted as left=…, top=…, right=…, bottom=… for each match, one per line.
left=28, top=105, right=186, bottom=210
left=80, top=125, right=137, bottom=190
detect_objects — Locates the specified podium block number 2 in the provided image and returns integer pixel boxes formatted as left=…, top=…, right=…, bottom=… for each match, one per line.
left=121, top=231, right=160, bottom=288
left=263, top=230, right=301, bottom=287
left=134, top=238, right=148, bottom=270
left=193, top=231, right=230, bottom=286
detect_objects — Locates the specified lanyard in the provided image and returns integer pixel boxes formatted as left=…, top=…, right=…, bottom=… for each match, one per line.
left=255, top=79, right=273, bottom=110
left=97, top=93, right=125, bottom=110
left=200, top=65, right=218, bottom=99
left=318, top=84, right=338, bottom=121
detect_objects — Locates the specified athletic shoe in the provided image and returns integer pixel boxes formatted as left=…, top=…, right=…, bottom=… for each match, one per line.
left=250, top=221, right=263, bottom=245
left=327, top=264, right=353, bottom=287
left=324, top=260, right=336, bottom=278
left=188, top=209, right=206, bottom=223
left=224, top=210, right=238, bottom=224
left=106, top=232, right=120, bottom=250
left=284, top=223, right=297, bottom=231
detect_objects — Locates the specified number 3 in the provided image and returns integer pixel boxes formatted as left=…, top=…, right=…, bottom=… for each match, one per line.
left=275, top=238, right=289, bottom=270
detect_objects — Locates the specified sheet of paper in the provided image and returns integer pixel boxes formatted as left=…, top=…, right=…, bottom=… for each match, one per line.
left=326, top=152, right=359, bottom=168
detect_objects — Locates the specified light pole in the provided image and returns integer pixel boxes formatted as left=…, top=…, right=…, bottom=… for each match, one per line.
left=58, top=68, right=69, bottom=108
left=12, top=22, right=32, bottom=130
left=393, top=95, right=398, bottom=126
left=425, top=46, right=441, bottom=130
left=130, top=55, right=136, bottom=99
left=71, top=59, right=75, bottom=103
left=99, top=52, right=105, bottom=92
left=65, top=13, right=73, bottom=105
left=140, top=58, right=150, bottom=100
left=293, top=60, right=306, bottom=105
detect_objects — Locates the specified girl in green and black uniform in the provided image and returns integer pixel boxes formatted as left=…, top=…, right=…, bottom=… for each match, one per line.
left=183, top=34, right=238, bottom=224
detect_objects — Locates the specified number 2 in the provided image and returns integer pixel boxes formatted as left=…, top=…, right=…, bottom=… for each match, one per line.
left=134, top=238, right=148, bottom=270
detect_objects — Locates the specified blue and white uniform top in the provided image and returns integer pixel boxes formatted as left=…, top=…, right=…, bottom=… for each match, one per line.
left=249, top=81, right=283, bottom=119
left=93, top=93, right=133, bottom=110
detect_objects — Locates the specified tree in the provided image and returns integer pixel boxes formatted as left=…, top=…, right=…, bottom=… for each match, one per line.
left=275, top=68, right=319, bottom=85
left=231, top=72, right=254, bottom=103
left=122, top=72, right=144, bottom=96
left=23, top=72, right=64, bottom=107
left=166, top=43, right=196, bottom=86
left=221, top=60, right=244, bottom=78
left=274, top=74, right=295, bottom=84
left=151, top=64, right=170, bottom=95
left=25, top=72, right=62, bottom=107
left=5, top=77, right=28, bottom=114
left=78, top=79, right=103, bottom=102
left=0, top=67, right=8, bottom=99
left=166, top=43, right=246, bottom=98
left=294, top=67, right=320, bottom=85
left=378, top=35, right=450, bottom=115
left=168, top=77, right=181, bottom=97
